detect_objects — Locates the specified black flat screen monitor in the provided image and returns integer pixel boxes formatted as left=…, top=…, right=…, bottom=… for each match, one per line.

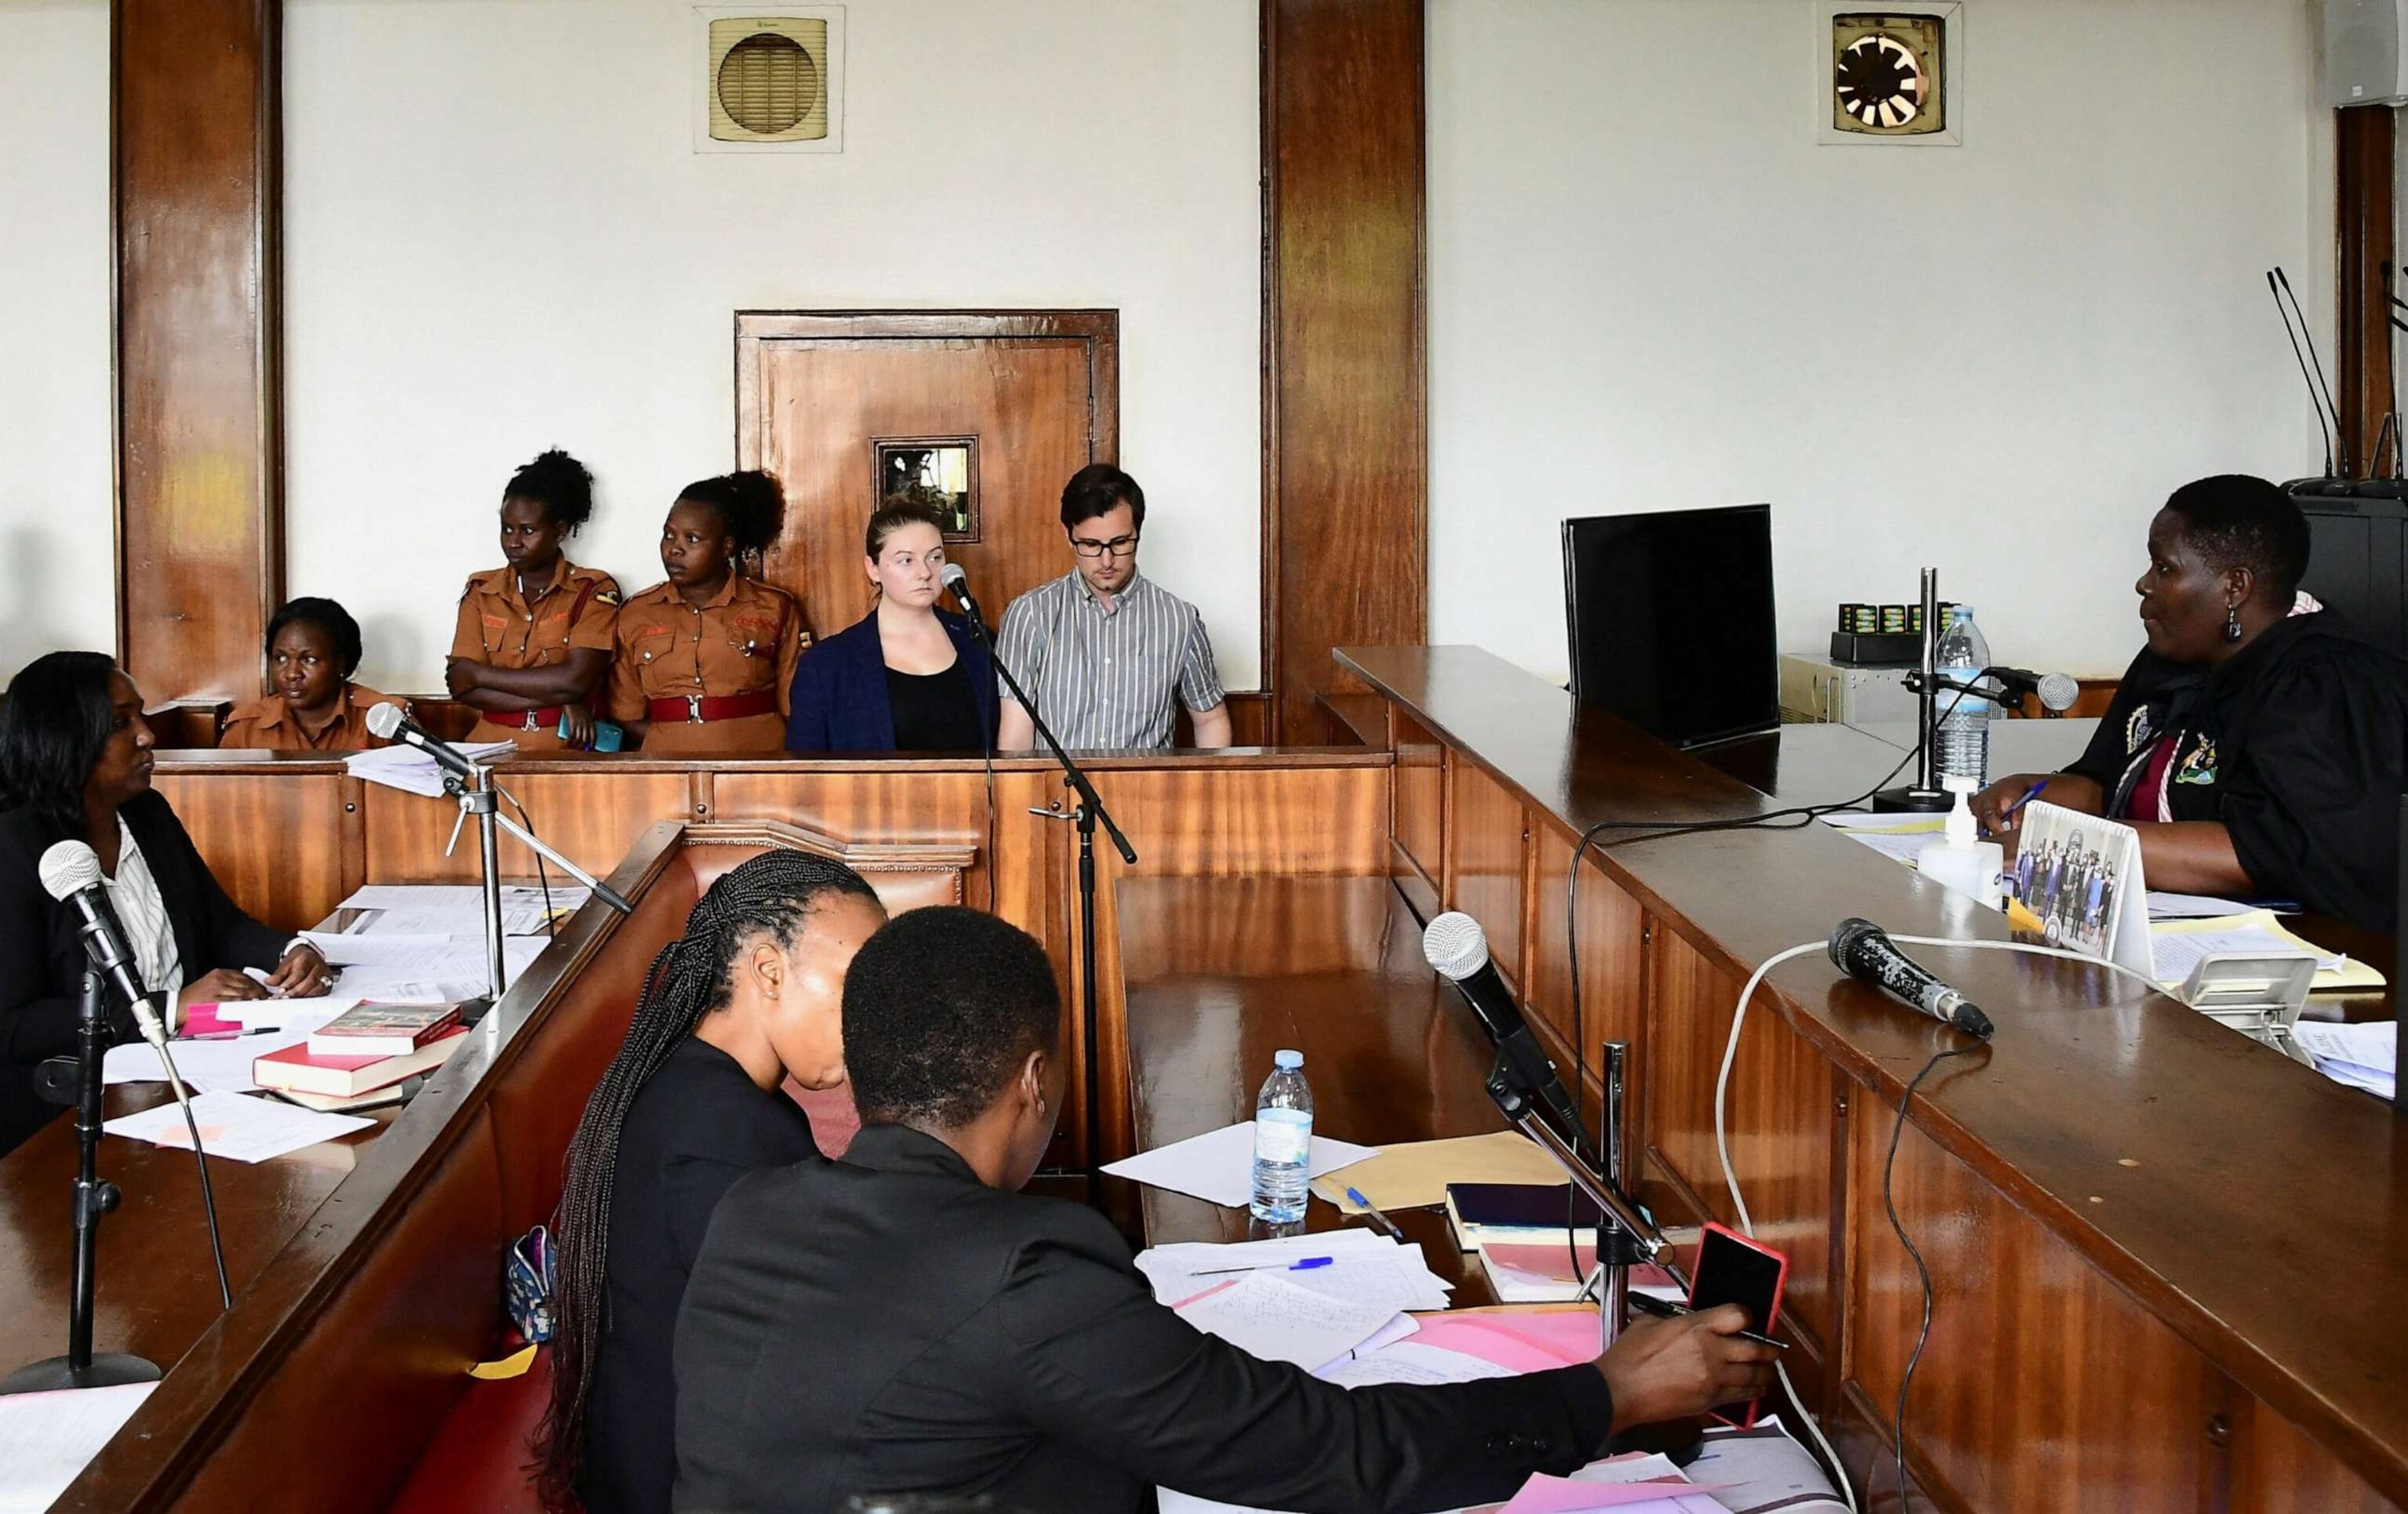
left=1561, top=503, right=1779, bottom=749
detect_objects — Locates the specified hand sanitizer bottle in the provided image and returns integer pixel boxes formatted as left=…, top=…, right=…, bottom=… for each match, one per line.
left=1916, top=775, right=2005, bottom=909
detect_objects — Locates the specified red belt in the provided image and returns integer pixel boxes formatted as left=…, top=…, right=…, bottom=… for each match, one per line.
left=511, top=706, right=566, bottom=732
left=647, top=691, right=778, bottom=724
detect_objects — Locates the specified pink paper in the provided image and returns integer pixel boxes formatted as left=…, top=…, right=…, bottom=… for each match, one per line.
left=1495, top=1474, right=1708, bottom=1514
left=1408, top=1310, right=1602, bottom=1373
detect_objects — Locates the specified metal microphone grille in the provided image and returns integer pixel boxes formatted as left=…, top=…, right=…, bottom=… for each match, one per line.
left=38, top=840, right=103, bottom=902
left=1421, top=911, right=1491, bottom=981
left=365, top=702, right=407, bottom=739
left=2036, top=672, right=2080, bottom=713
left=939, top=563, right=969, bottom=590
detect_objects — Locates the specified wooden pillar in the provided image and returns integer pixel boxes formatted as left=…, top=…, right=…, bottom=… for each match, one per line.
left=2335, top=105, right=2396, bottom=481
left=114, top=0, right=283, bottom=701
left=1261, top=0, right=1427, bottom=741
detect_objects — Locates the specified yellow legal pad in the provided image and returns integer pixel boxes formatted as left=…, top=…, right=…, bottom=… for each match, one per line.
left=1311, top=1131, right=1570, bottom=1214
left=2148, top=909, right=2385, bottom=993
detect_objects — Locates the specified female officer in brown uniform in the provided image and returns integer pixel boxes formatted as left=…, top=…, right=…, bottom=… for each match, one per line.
left=446, top=449, right=622, bottom=752
left=608, top=471, right=805, bottom=756
left=220, top=598, right=401, bottom=752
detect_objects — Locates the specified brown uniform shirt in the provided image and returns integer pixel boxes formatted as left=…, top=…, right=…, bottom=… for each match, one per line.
left=607, top=575, right=806, bottom=756
left=449, top=559, right=622, bottom=751
left=219, top=684, right=402, bottom=753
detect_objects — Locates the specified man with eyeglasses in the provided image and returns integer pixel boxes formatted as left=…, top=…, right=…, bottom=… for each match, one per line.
left=993, top=464, right=1231, bottom=750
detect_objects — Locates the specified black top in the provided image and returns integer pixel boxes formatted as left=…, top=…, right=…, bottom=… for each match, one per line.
left=2063, top=609, right=2408, bottom=929
left=581, top=1036, right=820, bottom=1514
left=0, top=789, right=288, bottom=1158
left=883, top=658, right=987, bottom=753
left=673, top=1123, right=1619, bottom=1514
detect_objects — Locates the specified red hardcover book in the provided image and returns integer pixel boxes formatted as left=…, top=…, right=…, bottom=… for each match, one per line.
left=255, top=1026, right=469, bottom=1098
left=304, top=1003, right=462, bottom=1059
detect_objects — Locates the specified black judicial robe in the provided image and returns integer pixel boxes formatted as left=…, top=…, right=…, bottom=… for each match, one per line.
left=672, top=1124, right=1621, bottom=1513
left=2063, top=610, right=2408, bottom=930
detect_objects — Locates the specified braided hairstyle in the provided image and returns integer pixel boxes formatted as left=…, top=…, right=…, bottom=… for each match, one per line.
left=505, top=448, right=597, bottom=532
left=534, top=848, right=883, bottom=1512
left=677, top=469, right=787, bottom=575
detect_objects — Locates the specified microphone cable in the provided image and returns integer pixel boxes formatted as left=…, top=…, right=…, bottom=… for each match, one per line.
left=145, top=1020, right=235, bottom=1309
left=1710, top=934, right=2164, bottom=1511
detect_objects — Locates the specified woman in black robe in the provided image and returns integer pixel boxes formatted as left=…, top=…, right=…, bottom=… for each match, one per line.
left=1972, top=474, right=2408, bottom=930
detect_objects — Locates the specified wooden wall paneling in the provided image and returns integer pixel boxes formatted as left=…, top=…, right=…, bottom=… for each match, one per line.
left=1442, top=756, right=1526, bottom=986
left=736, top=311, right=1117, bottom=642
left=2337, top=105, right=2398, bottom=480
left=150, top=768, right=348, bottom=931
left=1389, top=704, right=1442, bottom=915
left=1072, top=762, right=1389, bottom=1165
left=1262, top=0, right=1427, bottom=739
left=711, top=767, right=995, bottom=918
left=361, top=769, right=694, bottom=885
left=2223, top=1386, right=2403, bottom=1514
left=114, top=0, right=282, bottom=702
left=1843, top=1084, right=2214, bottom=1512
left=1521, top=825, right=1647, bottom=1147
left=1642, top=927, right=1838, bottom=1377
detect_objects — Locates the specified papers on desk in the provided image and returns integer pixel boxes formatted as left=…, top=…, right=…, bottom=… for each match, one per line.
left=343, top=739, right=514, bottom=797
left=1102, top=1121, right=1377, bottom=1209
left=2147, top=910, right=2382, bottom=993
left=0, top=1379, right=158, bottom=1513
left=103, top=1006, right=348, bottom=1094
left=2146, top=891, right=2266, bottom=920
left=102, top=1089, right=372, bottom=1162
left=1687, top=1418, right=1851, bottom=1514
left=1139, top=1228, right=1454, bottom=1316
left=1817, top=811, right=1943, bottom=866
left=1162, top=1448, right=1737, bottom=1514
left=1313, top=1130, right=1571, bottom=1214
left=299, top=928, right=549, bottom=1003
left=2293, top=1019, right=2398, bottom=1101
left=1176, top=1273, right=1413, bottom=1371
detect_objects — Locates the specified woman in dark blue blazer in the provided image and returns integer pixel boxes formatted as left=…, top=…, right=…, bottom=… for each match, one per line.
left=785, top=503, right=1000, bottom=753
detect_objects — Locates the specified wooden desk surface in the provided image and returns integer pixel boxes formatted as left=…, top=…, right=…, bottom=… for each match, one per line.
left=1118, top=874, right=1507, bottom=1299
left=1340, top=644, right=2408, bottom=1506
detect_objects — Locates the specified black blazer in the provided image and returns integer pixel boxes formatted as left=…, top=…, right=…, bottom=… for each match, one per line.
left=673, top=1124, right=1619, bottom=1514
left=782, top=608, right=999, bottom=753
left=0, top=789, right=288, bottom=1156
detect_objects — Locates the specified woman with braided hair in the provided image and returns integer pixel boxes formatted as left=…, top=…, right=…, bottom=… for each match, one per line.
left=535, top=848, right=887, bottom=1514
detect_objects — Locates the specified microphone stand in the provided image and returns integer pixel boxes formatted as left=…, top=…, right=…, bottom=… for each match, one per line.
left=1874, top=568, right=1950, bottom=813
left=953, top=594, right=1137, bottom=1204
left=0, top=971, right=161, bottom=1394
left=437, top=758, right=635, bottom=1026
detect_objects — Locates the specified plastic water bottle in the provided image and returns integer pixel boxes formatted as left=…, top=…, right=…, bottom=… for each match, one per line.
left=1249, top=1050, right=1313, bottom=1223
left=1932, top=606, right=1997, bottom=788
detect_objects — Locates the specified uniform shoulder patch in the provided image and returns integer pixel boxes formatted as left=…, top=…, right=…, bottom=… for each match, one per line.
left=593, top=589, right=620, bottom=606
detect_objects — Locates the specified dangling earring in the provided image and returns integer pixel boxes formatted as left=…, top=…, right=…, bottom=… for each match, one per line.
left=2224, top=603, right=2243, bottom=642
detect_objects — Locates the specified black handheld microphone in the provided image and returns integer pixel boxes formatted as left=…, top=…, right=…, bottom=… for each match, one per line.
left=38, top=841, right=169, bottom=1046
left=1828, top=918, right=1994, bottom=1039
left=1422, top=912, right=1591, bottom=1156
left=939, top=563, right=985, bottom=629
left=366, top=702, right=485, bottom=779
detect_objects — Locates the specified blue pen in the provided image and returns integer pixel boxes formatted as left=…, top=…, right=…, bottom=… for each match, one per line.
left=2000, top=779, right=2048, bottom=822
left=1345, top=1185, right=1405, bottom=1240
left=1194, top=1256, right=1334, bottom=1275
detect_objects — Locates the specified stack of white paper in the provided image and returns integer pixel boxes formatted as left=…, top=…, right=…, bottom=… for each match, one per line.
left=102, top=1090, right=373, bottom=1162
left=1101, top=1121, right=1378, bottom=1208
left=1138, top=1228, right=1453, bottom=1315
left=1174, top=1273, right=1406, bottom=1371
left=103, top=1005, right=350, bottom=1094
left=2294, top=1020, right=2397, bottom=1101
left=296, top=928, right=549, bottom=1003
left=1817, top=811, right=1942, bottom=867
left=0, top=1380, right=158, bottom=1512
left=343, top=740, right=516, bottom=797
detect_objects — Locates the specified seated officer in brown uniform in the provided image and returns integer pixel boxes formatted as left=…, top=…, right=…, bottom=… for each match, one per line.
left=607, top=470, right=806, bottom=756
left=220, top=597, right=401, bottom=752
left=446, top=448, right=622, bottom=752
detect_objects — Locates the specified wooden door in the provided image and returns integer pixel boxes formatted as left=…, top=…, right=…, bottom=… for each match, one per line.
left=736, top=311, right=1118, bottom=639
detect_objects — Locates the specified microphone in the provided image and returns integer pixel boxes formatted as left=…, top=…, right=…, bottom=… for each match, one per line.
left=939, top=563, right=985, bottom=626
left=1421, top=913, right=1590, bottom=1156
left=38, top=841, right=169, bottom=1047
left=1827, top=918, right=1993, bottom=1039
left=1982, top=666, right=2080, bottom=714
left=366, top=702, right=484, bottom=779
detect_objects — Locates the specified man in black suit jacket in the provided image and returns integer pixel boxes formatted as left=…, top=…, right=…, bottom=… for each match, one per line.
left=673, top=907, right=1773, bottom=1513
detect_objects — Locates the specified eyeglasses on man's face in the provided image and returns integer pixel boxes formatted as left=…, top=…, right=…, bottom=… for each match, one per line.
left=1071, top=533, right=1141, bottom=559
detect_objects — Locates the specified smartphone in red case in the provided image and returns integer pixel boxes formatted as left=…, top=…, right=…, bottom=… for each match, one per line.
left=1685, top=1222, right=1790, bottom=1428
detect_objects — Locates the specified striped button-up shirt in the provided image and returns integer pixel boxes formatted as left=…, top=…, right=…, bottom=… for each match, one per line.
left=992, top=570, right=1224, bottom=750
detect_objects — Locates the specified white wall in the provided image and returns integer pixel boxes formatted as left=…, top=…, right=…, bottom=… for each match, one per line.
left=282, top=0, right=1264, bottom=694
left=1427, top=0, right=2330, bottom=683
left=0, top=0, right=114, bottom=679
